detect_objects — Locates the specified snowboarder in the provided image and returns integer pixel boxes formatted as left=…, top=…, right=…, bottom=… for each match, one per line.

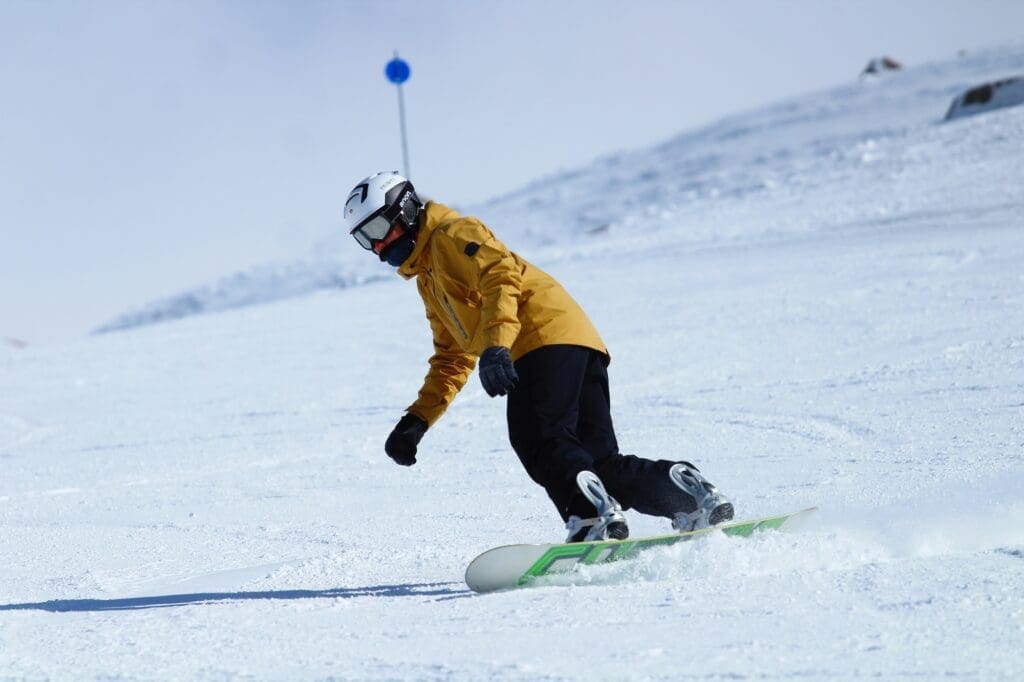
left=344, top=171, right=734, bottom=542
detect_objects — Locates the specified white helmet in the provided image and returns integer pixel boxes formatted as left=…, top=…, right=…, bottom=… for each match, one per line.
left=343, top=171, right=422, bottom=254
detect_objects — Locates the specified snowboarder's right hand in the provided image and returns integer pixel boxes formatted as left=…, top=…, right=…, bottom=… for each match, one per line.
left=385, top=413, right=428, bottom=466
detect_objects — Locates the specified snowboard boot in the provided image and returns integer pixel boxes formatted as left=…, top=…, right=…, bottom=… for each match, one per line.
left=668, top=462, right=734, bottom=532
left=565, top=470, right=630, bottom=543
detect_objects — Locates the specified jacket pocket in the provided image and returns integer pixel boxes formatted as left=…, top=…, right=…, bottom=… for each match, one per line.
left=442, top=274, right=481, bottom=308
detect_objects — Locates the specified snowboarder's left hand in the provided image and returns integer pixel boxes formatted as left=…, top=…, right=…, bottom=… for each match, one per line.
left=479, top=346, right=518, bottom=397
left=385, top=413, right=428, bottom=466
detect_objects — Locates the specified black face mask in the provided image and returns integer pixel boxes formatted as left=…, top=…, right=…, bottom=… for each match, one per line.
left=380, top=232, right=416, bottom=267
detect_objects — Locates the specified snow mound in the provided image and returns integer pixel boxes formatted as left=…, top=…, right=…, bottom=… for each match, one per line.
left=94, top=245, right=386, bottom=334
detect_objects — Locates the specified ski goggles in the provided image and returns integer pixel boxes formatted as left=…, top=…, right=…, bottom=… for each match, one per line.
left=350, top=213, right=396, bottom=251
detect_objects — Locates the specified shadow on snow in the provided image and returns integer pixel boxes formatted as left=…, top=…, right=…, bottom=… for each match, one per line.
left=0, top=582, right=472, bottom=613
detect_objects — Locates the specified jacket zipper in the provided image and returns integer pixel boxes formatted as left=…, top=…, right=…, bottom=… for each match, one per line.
left=442, top=294, right=470, bottom=340
left=428, top=268, right=470, bottom=341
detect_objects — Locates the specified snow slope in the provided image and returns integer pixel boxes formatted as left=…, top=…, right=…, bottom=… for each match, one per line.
left=3, top=46, right=1024, bottom=678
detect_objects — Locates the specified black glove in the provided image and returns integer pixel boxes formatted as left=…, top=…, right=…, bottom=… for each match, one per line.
left=479, top=346, right=519, bottom=397
left=385, top=413, right=428, bottom=466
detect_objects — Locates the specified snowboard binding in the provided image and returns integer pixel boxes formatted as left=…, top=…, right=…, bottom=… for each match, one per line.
left=668, top=462, right=735, bottom=532
left=565, top=471, right=629, bottom=543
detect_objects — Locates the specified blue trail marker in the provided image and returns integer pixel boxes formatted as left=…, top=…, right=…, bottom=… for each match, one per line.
left=385, top=52, right=412, bottom=178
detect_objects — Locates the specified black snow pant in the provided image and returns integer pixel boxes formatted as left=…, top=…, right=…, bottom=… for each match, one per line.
left=506, top=344, right=690, bottom=522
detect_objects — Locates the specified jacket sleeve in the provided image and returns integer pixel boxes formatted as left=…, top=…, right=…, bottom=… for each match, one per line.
left=473, top=232, right=523, bottom=350
left=407, top=303, right=477, bottom=427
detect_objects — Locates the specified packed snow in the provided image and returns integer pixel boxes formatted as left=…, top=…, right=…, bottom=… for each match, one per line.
left=3, top=45, right=1023, bottom=678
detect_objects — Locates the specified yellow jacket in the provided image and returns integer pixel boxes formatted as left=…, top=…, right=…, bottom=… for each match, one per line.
left=398, top=202, right=607, bottom=425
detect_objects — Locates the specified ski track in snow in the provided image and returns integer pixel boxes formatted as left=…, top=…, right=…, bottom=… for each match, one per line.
left=3, top=45, right=1024, bottom=679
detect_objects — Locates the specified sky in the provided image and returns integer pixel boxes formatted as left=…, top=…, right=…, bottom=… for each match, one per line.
left=2, top=0, right=1023, bottom=344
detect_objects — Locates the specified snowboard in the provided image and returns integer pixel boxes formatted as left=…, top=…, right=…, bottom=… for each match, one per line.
left=465, top=507, right=817, bottom=593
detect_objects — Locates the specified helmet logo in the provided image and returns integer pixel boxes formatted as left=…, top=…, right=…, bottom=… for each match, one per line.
left=345, top=183, right=370, bottom=213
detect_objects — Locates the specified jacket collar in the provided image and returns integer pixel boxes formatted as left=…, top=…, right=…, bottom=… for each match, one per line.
left=397, top=201, right=461, bottom=279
